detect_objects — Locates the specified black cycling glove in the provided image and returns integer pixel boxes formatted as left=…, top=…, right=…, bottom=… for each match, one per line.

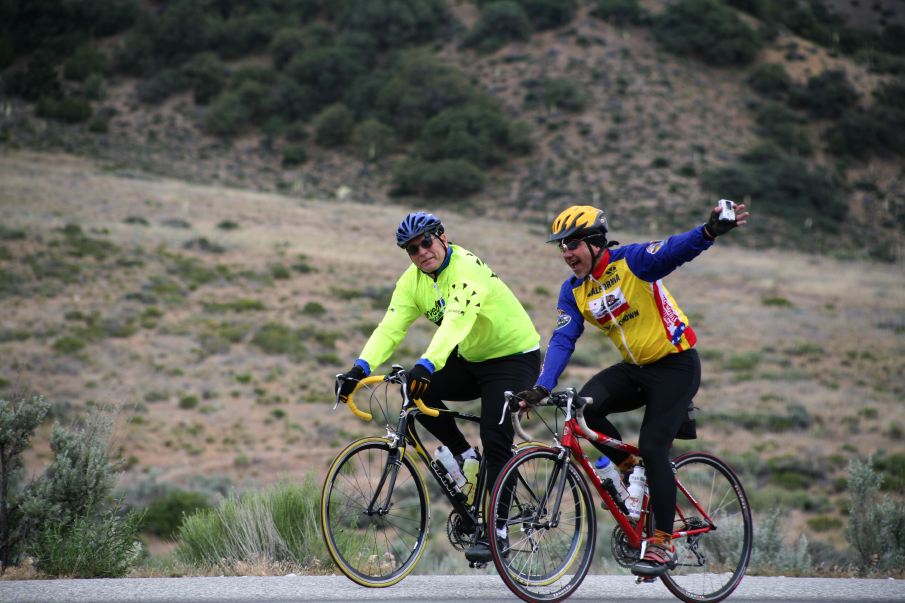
left=703, top=205, right=737, bottom=239
left=406, top=364, right=431, bottom=400
left=516, top=385, right=550, bottom=407
left=336, top=364, right=366, bottom=400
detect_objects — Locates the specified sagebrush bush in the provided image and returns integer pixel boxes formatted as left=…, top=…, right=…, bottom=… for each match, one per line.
left=334, top=0, right=453, bottom=50
left=847, top=457, right=905, bottom=574
left=391, top=158, right=485, bottom=198
left=176, top=478, right=333, bottom=569
left=462, top=2, right=533, bottom=54
left=27, top=506, right=143, bottom=578
left=590, top=0, right=648, bottom=25
left=750, top=509, right=812, bottom=575
left=747, top=63, right=791, bottom=98
left=141, top=489, right=209, bottom=537
left=314, top=103, right=355, bottom=148
left=789, top=70, right=858, bottom=119
left=0, top=394, right=50, bottom=569
left=653, top=0, right=761, bottom=65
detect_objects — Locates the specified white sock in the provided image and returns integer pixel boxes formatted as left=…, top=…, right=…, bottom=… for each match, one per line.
left=461, top=447, right=478, bottom=460
left=496, top=527, right=508, bottom=539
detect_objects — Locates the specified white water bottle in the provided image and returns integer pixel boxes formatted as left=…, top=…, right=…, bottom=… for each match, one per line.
left=594, top=456, right=629, bottom=503
left=626, top=465, right=647, bottom=520
left=436, top=446, right=466, bottom=489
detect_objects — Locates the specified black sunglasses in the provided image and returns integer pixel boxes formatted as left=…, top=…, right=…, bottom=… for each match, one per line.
left=404, top=232, right=435, bottom=256
left=559, top=238, right=584, bottom=251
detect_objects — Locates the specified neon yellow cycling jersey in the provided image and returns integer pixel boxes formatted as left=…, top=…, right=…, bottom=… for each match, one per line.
left=360, top=244, right=540, bottom=372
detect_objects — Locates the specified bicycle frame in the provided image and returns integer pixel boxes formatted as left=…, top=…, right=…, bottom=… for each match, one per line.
left=511, top=389, right=718, bottom=551
left=344, top=371, right=487, bottom=533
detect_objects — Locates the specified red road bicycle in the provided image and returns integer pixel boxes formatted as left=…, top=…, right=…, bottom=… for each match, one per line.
left=488, top=388, right=752, bottom=603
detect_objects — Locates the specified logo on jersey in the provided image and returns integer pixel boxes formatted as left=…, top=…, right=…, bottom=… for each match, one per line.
left=555, top=310, right=571, bottom=330
left=589, top=286, right=630, bottom=323
left=646, top=240, right=664, bottom=254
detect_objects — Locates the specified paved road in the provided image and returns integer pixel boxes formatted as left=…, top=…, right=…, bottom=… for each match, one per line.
left=2, top=575, right=904, bottom=602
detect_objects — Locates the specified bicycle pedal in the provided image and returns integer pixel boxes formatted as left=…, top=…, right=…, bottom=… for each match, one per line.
left=635, top=575, right=657, bottom=584
left=469, top=561, right=488, bottom=569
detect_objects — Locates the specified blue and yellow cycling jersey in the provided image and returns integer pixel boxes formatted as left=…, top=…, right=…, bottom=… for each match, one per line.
left=359, top=244, right=540, bottom=373
left=537, top=226, right=713, bottom=392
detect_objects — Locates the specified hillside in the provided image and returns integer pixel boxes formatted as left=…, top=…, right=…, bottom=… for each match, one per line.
left=2, top=149, right=903, bottom=570
left=2, top=0, right=904, bottom=261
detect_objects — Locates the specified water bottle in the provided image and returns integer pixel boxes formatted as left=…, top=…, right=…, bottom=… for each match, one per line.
left=462, top=456, right=479, bottom=505
left=436, top=446, right=466, bottom=490
left=626, top=465, right=647, bottom=521
left=594, top=456, right=629, bottom=504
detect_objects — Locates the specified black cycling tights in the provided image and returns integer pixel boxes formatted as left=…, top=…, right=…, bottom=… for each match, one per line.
left=415, top=349, right=540, bottom=512
left=579, top=349, right=701, bottom=535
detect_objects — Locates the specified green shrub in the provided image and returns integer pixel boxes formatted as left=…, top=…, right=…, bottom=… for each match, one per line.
left=335, top=0, right=453, bottom=50
left=823, top=111, right=885, bottom=157
left=301, top=301, right=326, bottom=316
left=179, top=395, right=199, bottom=410
left=747, top=62, right=791, bottom=98
left=141, top=489, right=210, bottom=537
left=202, top=90, right=251, bottom=137
left=0, top=394, right=51, bottom=568
left=701, top=144, right=847, bottom=232
left=846, top=457, right=905, bottom=574
left=4, top=50, right=62, bottom=102
left=314, top=103, right=355, bottom=148
left=524, top=77, right=588, bottom=113
left=415, top=103, right=511, bottom=167
left=789, top=70, right=858, bottom=119
left=15, top=407, right=136, bottom=575
left=136, top=68, right=186, bottom=105
left=269, top=27, right=307, bottom=69
left=391, top=158, right=485, bottom=198
left=181, top=52, right=227, bottom=105
left=176, top=478, right=334, bottom=569
left=652, top=0, right=761, bottom=65
left=27, top=506, right=143, bottom=578
left=52, top=336, right=86, bottom=355
left=374, top=50, right=474, bottom=140
left=350, top=118, right=397, bottom=161
left=752, top=101, right=812, bottom=156
left=287, top=45, right=368, bottom=111
left=281, top=144, right=308, bottom=166
left=251, top=323, right=307, bottom=360
left=36, top=96, right=93, bottom=123
left=750, top=509, right=812, bottom=574
left=462, top=2, right=533, bottom=54
left=270, top=264, right=291, bottom=279
left=515, top=0, right=577, bottom=30
left=203, top=299, right=265, bottom=313
left=63, top=44, right=109, bottom=81
left=590, top=0, right=647, bottom=25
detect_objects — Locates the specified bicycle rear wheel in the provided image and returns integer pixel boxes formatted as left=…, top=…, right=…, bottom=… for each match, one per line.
left=660, top=452, right=752, bottom=603
left=489, top=447, right=596, bottom=603
left=320, top=437, right=429, bottom=587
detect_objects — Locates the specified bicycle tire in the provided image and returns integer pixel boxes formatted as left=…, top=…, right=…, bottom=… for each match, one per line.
left=657, top=452, right=753, bottom=603
left=489, top=447, right=596, bottom=603
left=320, top=437, right=429, bottom=587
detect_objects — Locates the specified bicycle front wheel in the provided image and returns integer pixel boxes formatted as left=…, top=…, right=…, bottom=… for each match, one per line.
left=489, top=447, right=596, bottom=603
left=660, top=452, right=753, bottom=603
left=320, top=437, right=429, bottom=587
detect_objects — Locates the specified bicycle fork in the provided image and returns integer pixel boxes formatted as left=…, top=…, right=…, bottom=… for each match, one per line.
left=365, top=450, right=403, bottom=516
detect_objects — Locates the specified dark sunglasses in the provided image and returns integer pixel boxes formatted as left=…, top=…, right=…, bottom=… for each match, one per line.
left=404, top=232, right=435, bottom=256
left=559, top=238, right=584, bottom=252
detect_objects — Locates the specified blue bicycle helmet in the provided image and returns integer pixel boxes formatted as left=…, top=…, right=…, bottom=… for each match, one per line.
left=396, top=211, right=444, bottom=247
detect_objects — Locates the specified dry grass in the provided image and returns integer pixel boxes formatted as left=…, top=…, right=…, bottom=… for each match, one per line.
left=2, top=149, right=903, bottom=555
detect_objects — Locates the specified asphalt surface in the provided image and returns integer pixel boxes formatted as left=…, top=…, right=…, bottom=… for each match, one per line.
left=2, top=575, right=904, bottom=602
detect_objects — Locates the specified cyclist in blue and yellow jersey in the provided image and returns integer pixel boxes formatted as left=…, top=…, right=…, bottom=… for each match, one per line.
left=516, top=201, right=749, bottom=577
left=336, top=211, right=541, bottom=563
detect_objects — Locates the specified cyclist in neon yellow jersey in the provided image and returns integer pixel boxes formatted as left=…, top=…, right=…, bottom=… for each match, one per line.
left=336, top=211, right=540, bottom=562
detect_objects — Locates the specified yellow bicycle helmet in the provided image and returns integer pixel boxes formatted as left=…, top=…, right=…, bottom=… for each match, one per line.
left=548, top=205, right=608, bottom=243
